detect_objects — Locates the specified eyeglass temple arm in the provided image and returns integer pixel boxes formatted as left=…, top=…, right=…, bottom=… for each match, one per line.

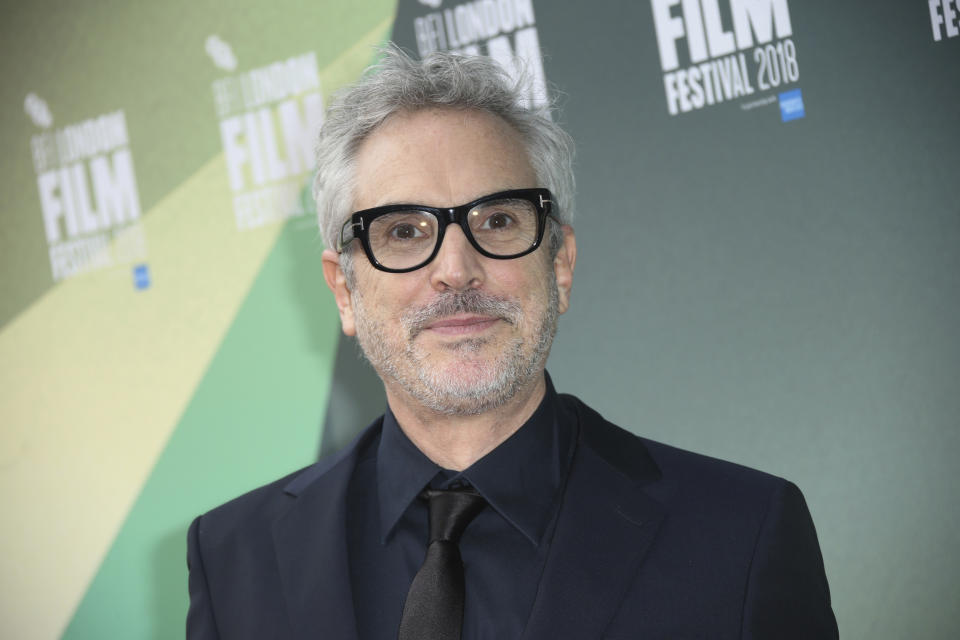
left=338, top=218, right=364, bottom=252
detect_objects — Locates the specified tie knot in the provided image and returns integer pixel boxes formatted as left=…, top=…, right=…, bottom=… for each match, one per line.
left=422, top=487, right=486, bottom=544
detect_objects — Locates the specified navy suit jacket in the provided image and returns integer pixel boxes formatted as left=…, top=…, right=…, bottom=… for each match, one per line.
left=187, top=394, right=838, bottom=638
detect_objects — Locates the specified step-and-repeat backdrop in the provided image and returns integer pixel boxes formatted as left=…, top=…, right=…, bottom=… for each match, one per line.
left=2, top=1, right=958, bottom=638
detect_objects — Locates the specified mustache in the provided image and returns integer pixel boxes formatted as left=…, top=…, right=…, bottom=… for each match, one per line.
left=403, top=290, right=522, bottom=337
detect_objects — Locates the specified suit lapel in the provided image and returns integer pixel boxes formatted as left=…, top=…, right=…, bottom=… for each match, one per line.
left=523, top=400, right=666, bottom=640
left=267, top=401, right=663, bottom=640
left=272, top=455, right=361, bottom=640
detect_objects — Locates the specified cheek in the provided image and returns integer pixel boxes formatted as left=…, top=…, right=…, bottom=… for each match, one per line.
left=490, top=261, right=552, bottom=308
left=357, top=273, right=428, bottom=322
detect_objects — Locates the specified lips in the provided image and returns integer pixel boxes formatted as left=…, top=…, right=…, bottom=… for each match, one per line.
left=424, top=314, right=499, bottom=336
left=402, top=290, right=522, bottom=339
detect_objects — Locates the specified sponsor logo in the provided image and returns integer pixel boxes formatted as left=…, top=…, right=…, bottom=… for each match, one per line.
left=778, top=88, right=804, bottom=121
left=133, top=263, right=151, bottom=290
left=740, top=94, right=776, bottom=111
left=29, top=103, right=147, bottom=282
left=24, top=93, right=53, bottom=128
left=411, top=0, right=548, bottom=110
left=205, top=34, right=238, bottom=71
left=209, top=42, right=324, bottom=231
left=650, top=0, right=802, bottom=117
left=929, top=0, right=960, bottom=41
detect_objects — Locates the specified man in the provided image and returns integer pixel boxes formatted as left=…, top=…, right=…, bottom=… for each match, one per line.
left=187, top=48, right=838, bottom=639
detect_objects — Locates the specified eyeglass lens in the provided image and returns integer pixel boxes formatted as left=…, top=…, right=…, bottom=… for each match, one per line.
left=367, top=196, right=540, bottom=270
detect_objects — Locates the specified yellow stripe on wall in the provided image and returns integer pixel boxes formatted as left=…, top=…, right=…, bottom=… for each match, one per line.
left=0, top=19, right=391, bottom=639
left=0, top=16, right=392, bottom=640
left=0, top=154, right=286, bottom=640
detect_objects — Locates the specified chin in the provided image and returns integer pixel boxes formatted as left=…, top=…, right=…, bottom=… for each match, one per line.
left=410, top=356, right=530, bottom=416
left=412, top=385, right=515, bottom=416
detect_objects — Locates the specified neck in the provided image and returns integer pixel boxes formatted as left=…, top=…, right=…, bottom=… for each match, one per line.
left=385, top=373, right=547, bottom=471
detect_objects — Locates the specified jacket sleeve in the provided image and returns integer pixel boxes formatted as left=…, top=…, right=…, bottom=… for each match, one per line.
left=741, top=480, right=839, bottom=639
left=187, top=515, right=221, bottom=639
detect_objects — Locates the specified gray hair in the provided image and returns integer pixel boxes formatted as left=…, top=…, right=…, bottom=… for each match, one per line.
left=313, top=46, right=575, bottom=265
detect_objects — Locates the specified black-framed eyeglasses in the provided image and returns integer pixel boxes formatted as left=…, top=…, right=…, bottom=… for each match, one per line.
left=338, top=188, right=554, bottom=273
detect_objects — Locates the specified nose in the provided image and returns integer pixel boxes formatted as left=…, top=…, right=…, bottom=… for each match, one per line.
left=428, top=225, right=485, bottom=292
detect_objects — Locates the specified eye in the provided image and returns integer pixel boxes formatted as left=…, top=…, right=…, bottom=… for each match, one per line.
left=475, top=210, right=516, bottom=231
left=369, top=211, right=436, bottom=251
left=389, top=221, right=429, bottom=239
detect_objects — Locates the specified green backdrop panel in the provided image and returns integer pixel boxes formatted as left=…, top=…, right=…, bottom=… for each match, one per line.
left=60, top=216, right=340, bottom=639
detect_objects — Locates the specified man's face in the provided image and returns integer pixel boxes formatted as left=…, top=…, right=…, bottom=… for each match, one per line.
left=323, top=107, right=575, bottom=416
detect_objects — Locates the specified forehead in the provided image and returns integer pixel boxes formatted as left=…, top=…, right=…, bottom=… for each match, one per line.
left=352, top=107, right=537, bottom=210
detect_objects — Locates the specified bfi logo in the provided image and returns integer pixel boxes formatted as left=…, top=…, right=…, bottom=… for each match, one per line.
left=650, top=0, right=793, bottom=72
left=31, top=110, right=147, bottom=281
left=929, top=0, right=960, bottom=40
left=211, top=52, right=324, bottom=231
left=649, top=0, right=800, bottom=116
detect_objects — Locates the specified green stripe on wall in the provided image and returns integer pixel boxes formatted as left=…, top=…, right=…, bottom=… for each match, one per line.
left=61, top=217, right=341, bottom=639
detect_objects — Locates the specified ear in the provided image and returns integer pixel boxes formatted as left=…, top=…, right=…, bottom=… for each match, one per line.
left=553, top=225, right=577, bottom=315
left=321, top=249, right=356, bottom=336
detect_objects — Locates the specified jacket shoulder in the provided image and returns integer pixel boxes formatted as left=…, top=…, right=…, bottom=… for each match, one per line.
left=559, top=393, right=786, bottom=503
left=558, top=398, right=836, bottom=636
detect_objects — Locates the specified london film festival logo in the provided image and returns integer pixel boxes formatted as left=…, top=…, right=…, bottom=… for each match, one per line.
left=28, top=95, right=147, bottom=282
left=410, top=0, right=548, bottom=110
left=928, top=0, right=960, bottom=41
left=650, top=0, right=802, bottom=117
left=207, top=36, right=324, bottom=231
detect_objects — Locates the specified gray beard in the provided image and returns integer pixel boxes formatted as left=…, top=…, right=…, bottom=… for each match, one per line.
left=353, top=282, right=559, bottom=416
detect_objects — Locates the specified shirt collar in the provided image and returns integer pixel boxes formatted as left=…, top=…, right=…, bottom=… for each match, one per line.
left=376, top=372, right=575, bottom=547
left=376, top=406, right=440, bottom=544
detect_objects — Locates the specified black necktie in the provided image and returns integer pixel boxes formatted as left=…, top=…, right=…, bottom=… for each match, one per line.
left=398, top=487, right=486, bottom=640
